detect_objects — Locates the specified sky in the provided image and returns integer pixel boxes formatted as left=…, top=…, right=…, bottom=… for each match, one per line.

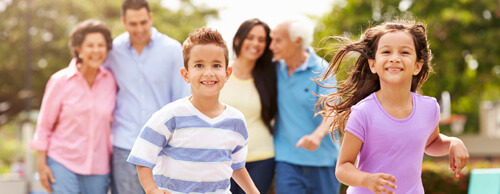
left=165, top=0, right=336, bottom=58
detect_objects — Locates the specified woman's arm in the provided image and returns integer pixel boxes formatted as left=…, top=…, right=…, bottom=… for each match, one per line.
left=425, top=125, right=469, bottom=177
left=336, top=132, right=397, bottom=194
left=231, top=167, right=259, bottom=194
left=36, top=151, right=55, bottom=193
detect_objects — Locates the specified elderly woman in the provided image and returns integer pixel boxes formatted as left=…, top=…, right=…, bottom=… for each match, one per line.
left=219, top=18, right=277, bottom=194
left=30, top=19, right=116, bottom=194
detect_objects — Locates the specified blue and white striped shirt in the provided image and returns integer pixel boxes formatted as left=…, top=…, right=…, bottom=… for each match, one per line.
left=128, top=97, right=248, bottom=194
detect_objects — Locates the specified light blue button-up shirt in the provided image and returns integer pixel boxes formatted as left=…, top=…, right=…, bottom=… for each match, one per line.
left=105, top=28, right=190, bottom=150
left=274, top=48, right=340, bottom=166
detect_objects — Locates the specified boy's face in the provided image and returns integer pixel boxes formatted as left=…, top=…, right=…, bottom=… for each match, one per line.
left=180, top=44, right=232, bottom=98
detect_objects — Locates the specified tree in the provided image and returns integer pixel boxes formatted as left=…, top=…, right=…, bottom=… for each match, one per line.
left=314, top=0, right=500, bottom=133
left=0, top=0, right=218, bottom=127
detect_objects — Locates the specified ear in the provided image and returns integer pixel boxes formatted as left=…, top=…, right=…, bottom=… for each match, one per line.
left=148, top=12, right=153, bottom=23
left=180, top=67, right=190, bottom=84
left=368, top=59, right=377, bottom=74
left=234, top=38, right=240, bottom=47
left=295, top=37, right=303, bottom=47
left=413, top=60, right=423, bottom=75
left=121, top=17, right=126, bottom=27
left=225, top=66, right=233, bottom=81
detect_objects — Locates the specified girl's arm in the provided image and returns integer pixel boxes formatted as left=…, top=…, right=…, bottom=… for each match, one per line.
left=336, top=132, right=397, bottom=194
left=425, top=125, right=469, bottom=177
left=231, top=167, right=259, bottom=194
left=136, top=165, right=171, bottom=194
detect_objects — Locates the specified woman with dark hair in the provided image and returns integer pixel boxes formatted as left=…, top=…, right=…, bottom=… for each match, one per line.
left=220, top=18, right=277, bottom=194
left=30, top=19, right=116, bottom=194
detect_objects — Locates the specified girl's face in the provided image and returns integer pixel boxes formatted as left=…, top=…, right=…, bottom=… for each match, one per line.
left=181, top=44, right=232, bottom=98
left=368, top=31, right=422, bottom=88
left=77, top=32, right=108, bottom=69
left=239, top=25, right=267, bottom=61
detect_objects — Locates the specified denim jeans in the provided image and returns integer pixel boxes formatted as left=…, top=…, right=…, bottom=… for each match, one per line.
left=275, top=161, right=340, bottom=194
left=111, top=146, right=145, bottom=194
left=230, top=158, right=276, bottom=194
left=47, top=157, right=109, bottom=194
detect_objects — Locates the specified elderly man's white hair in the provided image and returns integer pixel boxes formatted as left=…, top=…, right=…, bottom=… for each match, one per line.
left=284, top=17, right=314, bottom=50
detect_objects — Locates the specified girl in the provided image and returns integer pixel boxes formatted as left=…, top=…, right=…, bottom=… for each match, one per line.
left=219, top=18, right=277, bottom=194
left=316, top=21, right=469, bottom=193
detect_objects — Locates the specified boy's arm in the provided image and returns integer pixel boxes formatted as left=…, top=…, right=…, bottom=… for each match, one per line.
left=425, top=125, right=469, bottom=177
left=137, top=165, right=171, bottom=194
left=231, top=167, right=259, bottom=194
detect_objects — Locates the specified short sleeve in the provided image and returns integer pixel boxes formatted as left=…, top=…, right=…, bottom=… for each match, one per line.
left=344, top=106, right=366, bottom=142
left=127, top=111, right=173, bottom=169
left=231, top=118, right=248, bottom=171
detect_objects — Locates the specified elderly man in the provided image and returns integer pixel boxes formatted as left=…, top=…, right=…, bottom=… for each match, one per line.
left=270, top=18, right=340, bottom=194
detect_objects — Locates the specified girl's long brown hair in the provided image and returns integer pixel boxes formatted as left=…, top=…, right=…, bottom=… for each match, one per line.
left=316, top=20, right=433, bottom=134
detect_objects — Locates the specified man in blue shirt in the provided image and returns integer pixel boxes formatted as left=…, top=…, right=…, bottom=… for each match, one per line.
left=269, top=18, right=340, bottom=194
left=104, top=0, right=189, bottom=193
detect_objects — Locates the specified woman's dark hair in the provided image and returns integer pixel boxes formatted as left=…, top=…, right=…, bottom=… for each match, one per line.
left=69, top=19, right=113, bottom=63
left=233, top=18, right=277, bottom=134
left=316, top=20, right=432, bottom=134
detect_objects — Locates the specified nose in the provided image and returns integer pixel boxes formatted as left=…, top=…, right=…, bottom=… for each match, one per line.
left=389, top=54, right=401, bottom=63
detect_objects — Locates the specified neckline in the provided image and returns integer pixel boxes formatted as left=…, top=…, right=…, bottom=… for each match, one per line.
left=372, top=92, right=416, bottom=123
left=231, top=74, right=254, bottom=83
left=184, top=97, right=229, bottom=125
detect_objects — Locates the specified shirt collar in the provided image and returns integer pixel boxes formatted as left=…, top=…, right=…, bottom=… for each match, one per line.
left=66, top=58, right=111, bottom=79
left=279, top=47, right=314, bottom=72
left=126, top=27, right=158, bottom=49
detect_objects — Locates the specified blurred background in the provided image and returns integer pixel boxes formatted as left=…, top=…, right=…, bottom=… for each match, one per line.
left=0, top=0, right=499, bottom=193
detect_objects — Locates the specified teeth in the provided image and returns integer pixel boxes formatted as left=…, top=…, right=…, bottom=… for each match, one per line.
left=201, top=81, right=216, bottom=84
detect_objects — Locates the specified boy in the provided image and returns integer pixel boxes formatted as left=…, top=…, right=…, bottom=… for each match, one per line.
left=127, top=28, right=259, bottom=194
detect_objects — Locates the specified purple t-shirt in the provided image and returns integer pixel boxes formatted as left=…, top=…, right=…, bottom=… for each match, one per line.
left=345, top=92, right=439, bottom=194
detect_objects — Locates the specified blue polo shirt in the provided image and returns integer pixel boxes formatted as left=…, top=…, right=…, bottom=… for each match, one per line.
left=104, top=28, right=190, bottom=150
left=274, top=48, right=339, bottom=167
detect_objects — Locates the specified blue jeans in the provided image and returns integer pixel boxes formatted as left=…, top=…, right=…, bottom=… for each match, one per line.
left=275, top=161, right=340, bottom=194
left=230, top=158, right=275, bottom=194
left=47, top=157, right=109, bottom=194
left=111, top=146, right=145, bottom=194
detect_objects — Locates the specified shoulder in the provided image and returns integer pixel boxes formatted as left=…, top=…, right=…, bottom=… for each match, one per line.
left=351, top=93, right=377, bottom=112
left=413, top=92, right=438, bottom=107
left=153, top=30, right=182, bottom=49
left=152, top=97, right=192, bottom=120
left=224, top=105, right=246, bottom=121
left=112, top=32, right=130, bottom=47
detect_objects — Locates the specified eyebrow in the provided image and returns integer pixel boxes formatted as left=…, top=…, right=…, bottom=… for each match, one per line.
left=378, top=45, right=415, bottom=50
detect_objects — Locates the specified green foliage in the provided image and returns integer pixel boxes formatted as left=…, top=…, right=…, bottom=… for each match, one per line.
left=0, top=0, right=217, bottom=126
left=314, top=0, right=500, bottom=134
left=0, top=122, right=24, bottom=174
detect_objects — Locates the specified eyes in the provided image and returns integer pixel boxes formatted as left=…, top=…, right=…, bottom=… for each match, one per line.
left=379, top=49, right=413, bottom=55
left=193, top=63, right=223, bottom=68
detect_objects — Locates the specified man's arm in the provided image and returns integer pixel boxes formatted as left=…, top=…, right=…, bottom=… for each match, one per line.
left=296, top=116, right=333, bottom=151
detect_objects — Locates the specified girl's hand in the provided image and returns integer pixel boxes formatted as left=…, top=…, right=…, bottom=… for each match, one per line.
left=449, top=138, right=469, bottom=178
left=37, top=162, right=55, bottom=192
left=363, top=173, right=397, bottom=194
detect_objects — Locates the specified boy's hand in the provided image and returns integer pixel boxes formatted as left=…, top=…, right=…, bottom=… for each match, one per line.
left=449, top=138, right=469, bottom=178
left=363, top=173, right=397, bottom=194
left=146, top=188, right=171, bottom=194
